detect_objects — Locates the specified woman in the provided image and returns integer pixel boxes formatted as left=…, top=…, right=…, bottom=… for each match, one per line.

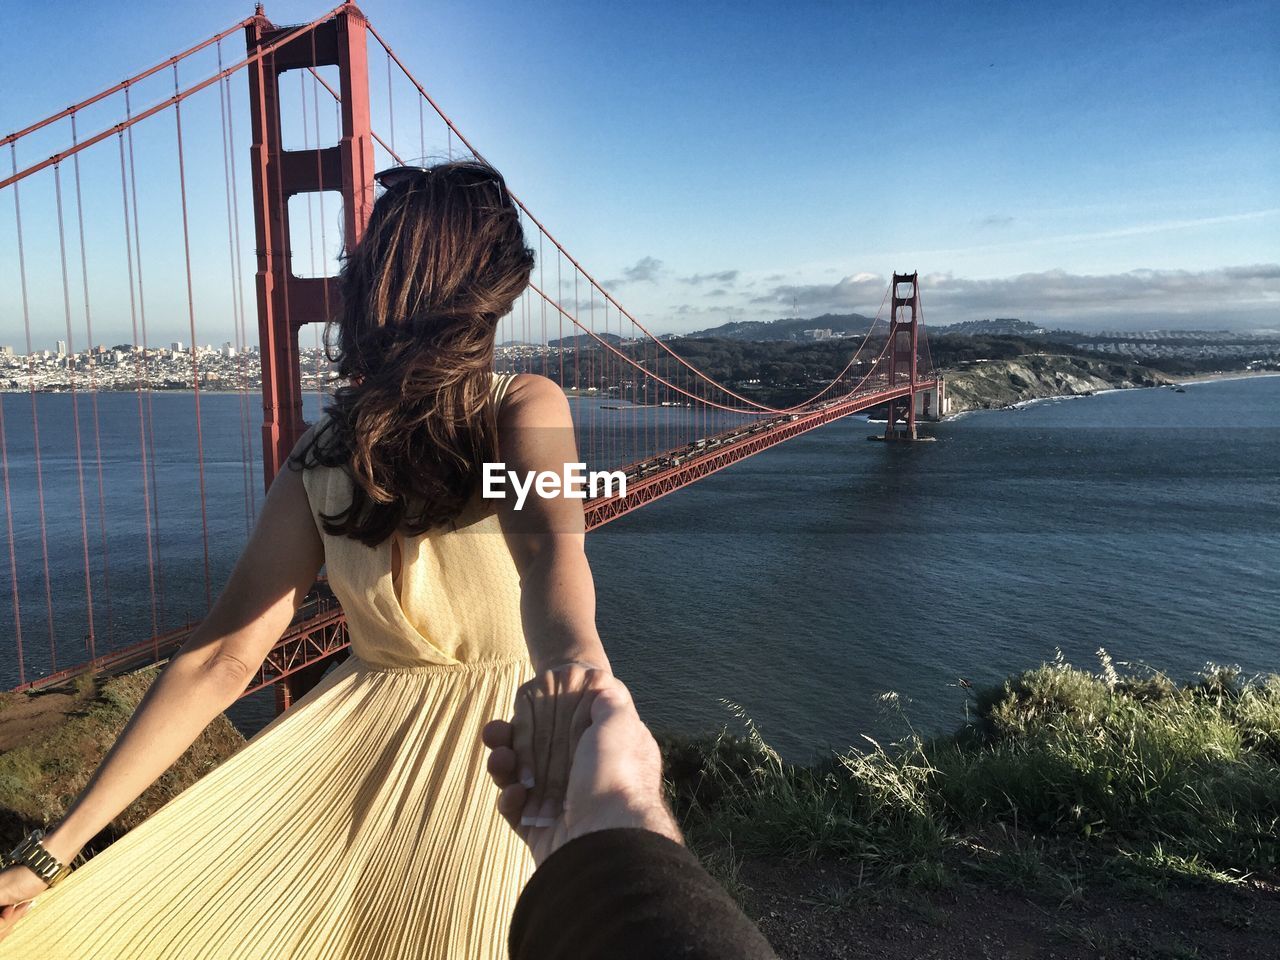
left=0, top=160, right=612, bottom=958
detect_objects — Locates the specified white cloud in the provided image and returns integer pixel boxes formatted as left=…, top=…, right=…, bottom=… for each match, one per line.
left=744, top=264, right=1280, bottom=329
left=680, top=269, right=739, bottom=286
left=606, top=256, right=665, bottom=286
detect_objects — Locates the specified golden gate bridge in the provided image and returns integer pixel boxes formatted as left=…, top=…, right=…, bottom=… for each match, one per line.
left=1, top=3, right=942, bottom=709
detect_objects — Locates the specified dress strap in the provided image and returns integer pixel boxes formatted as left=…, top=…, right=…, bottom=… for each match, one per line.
left=490, top=371, right=518, bottom=413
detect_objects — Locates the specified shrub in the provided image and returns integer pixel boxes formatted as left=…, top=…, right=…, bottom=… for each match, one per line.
left=665, top=652, right=1280, bottom=883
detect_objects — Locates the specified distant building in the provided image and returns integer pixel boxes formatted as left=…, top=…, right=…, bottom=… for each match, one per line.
left=222, top=341, right=236, bottom=358
left=803, top=328, right=834, bottom=340
left=55, top=339, right=67, bottom=356
left=171, top=340, right=184, bottom=352
left=0, top=346, right=13, bottom=357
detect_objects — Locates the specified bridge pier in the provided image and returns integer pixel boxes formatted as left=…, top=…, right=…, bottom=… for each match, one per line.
left=917, top=379, right=948, bottom=421
left=875, top=383, right=943, bottom=440
left=273, top=649, right=348, bottom=714
left=885, top=272, right=919, bottom=439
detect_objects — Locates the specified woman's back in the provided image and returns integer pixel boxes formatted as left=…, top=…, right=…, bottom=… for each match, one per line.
left=303, top=371, right=526, bottom=668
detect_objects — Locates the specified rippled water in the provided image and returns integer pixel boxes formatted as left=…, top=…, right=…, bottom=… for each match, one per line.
left=3, top=377, right=1276, bottom=759
left=587, top=376, right=1280, bottom=757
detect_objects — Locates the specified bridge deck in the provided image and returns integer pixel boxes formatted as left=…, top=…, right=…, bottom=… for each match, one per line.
left=588, top=379, right=938, bottom=527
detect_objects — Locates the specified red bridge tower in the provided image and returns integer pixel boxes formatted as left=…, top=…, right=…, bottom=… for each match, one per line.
left=245, top=4, right=375, bottom=711
left=883, top=271, right=921, bottom=440
left=245, top=3, right=375, bottom=488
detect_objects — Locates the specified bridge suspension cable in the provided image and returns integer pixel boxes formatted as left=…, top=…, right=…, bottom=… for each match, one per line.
left=0, top=3, right=349, bottom=192
left=353, top=24, right=915, bottom=421
left=0, top=2, right=939, bottom=699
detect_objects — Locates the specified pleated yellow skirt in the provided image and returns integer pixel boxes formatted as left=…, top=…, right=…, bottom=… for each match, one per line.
left=3, top=655, right=535, bottom=959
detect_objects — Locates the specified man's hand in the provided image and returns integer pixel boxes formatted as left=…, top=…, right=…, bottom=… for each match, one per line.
left=509, top=662, right=613, bottom=830
left=484, top=676, right=682, bottom=866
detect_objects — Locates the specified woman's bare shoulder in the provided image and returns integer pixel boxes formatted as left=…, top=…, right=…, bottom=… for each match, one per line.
left=500, top=373, right=571, bottom=427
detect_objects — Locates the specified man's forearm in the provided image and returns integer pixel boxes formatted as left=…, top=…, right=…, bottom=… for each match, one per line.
left=510, top=829, right=777, bottom=960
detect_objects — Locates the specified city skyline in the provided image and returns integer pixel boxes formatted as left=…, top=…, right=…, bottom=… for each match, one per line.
left=1, top=0, right=1276, bottom=349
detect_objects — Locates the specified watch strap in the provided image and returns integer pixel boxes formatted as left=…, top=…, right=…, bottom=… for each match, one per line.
left=5, top=829, right=71, bottom=887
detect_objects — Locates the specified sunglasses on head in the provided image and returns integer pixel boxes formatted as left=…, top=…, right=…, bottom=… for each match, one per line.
left=373, top=164, right=511, bottom=199
left=373, top=165, right=432, bottom=191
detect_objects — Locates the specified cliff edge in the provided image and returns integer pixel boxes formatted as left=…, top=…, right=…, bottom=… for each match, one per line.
left=942, top=353, right=1173, bottom=415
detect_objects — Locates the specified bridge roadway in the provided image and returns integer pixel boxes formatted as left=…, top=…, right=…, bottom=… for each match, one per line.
left=14, top=377, right=937, bottom=697
left=587, top=377, right=940, bottom=528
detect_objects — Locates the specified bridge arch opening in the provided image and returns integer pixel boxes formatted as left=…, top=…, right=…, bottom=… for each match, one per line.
left=286, top=190, right=345, bottom=278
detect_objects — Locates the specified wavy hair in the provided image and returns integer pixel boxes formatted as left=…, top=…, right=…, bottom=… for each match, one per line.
left=289, top=160, right=534, bottom=547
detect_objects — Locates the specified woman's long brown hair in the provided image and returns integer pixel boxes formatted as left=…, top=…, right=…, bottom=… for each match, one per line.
left=288, top=160, right=534, bottom=547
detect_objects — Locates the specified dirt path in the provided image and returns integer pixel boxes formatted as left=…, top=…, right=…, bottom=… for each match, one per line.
left=0, top=688, right=81, bottom=752
left=740, top=857, right=1279, bottom=960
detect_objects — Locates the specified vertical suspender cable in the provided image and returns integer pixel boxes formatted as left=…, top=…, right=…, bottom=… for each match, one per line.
left=228, top=70, right=259, bottom=525
left=10, top=144, right=57, bottom=670
left=217, top=43, right=255, bottom=537
left=118, top=130, right=160, bottom=649
left=53, top=162, right=98, bottom=662
left=0, top=394, right=21, bottom=685
left=576, top=273, right=584, bottom=451
left=540, top=235, right=546, bottom=381
left=310, top=32, right=333, bottom=418
left=171, top=63, right=213, bottom=610
left=71, top=114, right=114, bottom=652
left=557, top=253, right=564, bottom=392
left=300, top=68, right=321, bottom=416
left=125, top=88, right=166, bottom=629
left=386, top=52, right=396, bottom=157
left=269, top=50, right=299, bottom=488
left=588, top=284, right=595, bottom=465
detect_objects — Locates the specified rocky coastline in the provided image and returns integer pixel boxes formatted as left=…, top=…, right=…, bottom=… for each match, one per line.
left=941, top=353, right=1174, bottom=415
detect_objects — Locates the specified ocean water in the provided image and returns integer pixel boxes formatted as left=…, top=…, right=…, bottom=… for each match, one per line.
left=588, top=376, right=1280, bottom=757
left=1, top=377, right=1276, bottom=759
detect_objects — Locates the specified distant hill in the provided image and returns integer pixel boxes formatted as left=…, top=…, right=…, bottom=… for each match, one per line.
left=498, top=333, right=628, bottom=349
left=684, top=313, right=875, bottom=341
left=931, top=318, right=1047, bottom=337
left=547, top=332, right=627, bottom=349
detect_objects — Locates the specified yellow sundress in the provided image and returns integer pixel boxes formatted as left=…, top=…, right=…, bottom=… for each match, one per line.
left=4, top=372, right=535, bottom=959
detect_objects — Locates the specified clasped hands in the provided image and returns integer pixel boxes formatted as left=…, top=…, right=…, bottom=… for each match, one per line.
left=484, top=661, right=679, bottom=865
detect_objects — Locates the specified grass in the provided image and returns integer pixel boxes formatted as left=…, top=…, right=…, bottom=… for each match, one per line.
left=0, top=668, right=245, bottom=852
left=660, top=650, right=1280, bottom=893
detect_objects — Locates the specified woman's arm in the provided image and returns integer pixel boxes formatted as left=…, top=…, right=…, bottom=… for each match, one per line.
left=493, top=374, right=612, bottom=826
left=494, top=373, right=609, bottom=674
left=37, top=444, right=325, bottom=867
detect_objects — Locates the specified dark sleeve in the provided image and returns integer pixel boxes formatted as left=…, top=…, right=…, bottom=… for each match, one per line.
left=509, top=827, right=777, bottom=960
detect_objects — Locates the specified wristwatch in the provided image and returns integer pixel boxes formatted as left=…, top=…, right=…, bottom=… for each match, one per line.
left=1, top=829, right=72, bottom=888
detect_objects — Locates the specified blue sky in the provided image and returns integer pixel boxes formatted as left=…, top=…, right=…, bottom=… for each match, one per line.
left=1, top=0, right=1276, bottom=350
